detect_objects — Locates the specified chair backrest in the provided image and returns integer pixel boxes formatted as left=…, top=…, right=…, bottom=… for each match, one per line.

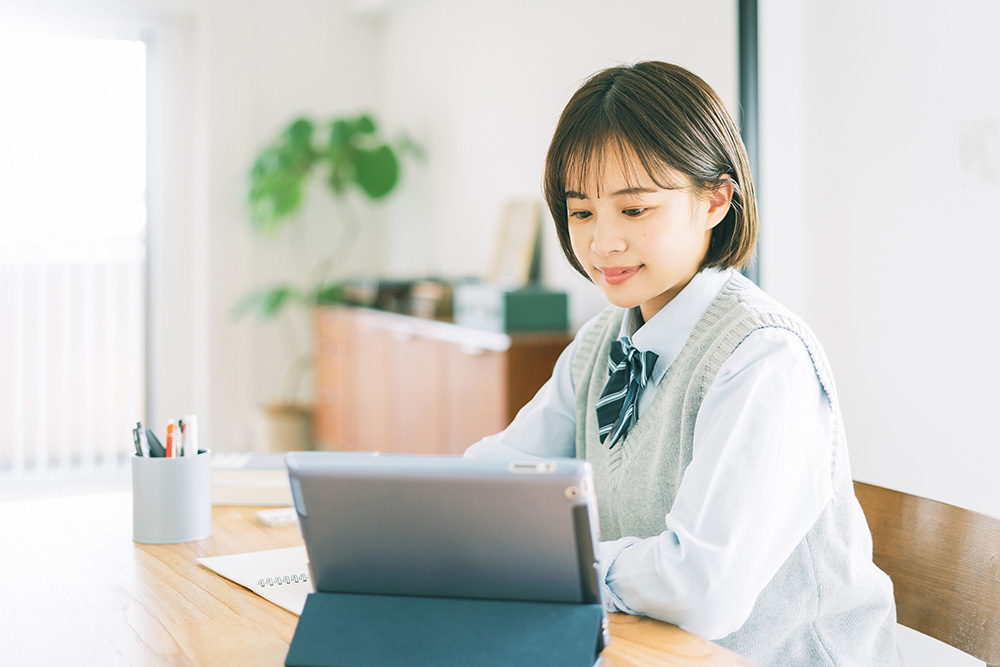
left=854, top=481, right=1000, bottom=665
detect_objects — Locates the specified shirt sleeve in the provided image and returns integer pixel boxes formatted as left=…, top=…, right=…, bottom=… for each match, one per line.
left=600, top=327, right=835, bottom=640
left=463, top=315, right=602, bottom=460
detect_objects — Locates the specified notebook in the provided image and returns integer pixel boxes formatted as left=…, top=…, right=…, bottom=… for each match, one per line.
left=210, top=451, right=293, bottom=506
left=197, top=546, right=312, bottom=615
left=284, top=451, right=609, bottom=667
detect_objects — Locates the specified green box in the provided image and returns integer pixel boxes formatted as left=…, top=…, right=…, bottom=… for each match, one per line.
left=454, top=283, right=569, bottom=333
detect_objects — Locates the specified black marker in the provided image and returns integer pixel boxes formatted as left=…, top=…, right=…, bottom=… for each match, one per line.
left=145, top=427, right=166, bottom=457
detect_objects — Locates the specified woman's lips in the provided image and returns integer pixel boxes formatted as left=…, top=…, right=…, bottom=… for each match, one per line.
left=598, top=266, right=640, bottom=285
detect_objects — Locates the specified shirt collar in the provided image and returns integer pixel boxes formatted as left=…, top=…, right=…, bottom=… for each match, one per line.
left=617, top=268, right=733, bottom=385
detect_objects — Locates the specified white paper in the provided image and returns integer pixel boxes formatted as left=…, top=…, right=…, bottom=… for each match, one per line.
left=198, top=546, right=313, bottom=615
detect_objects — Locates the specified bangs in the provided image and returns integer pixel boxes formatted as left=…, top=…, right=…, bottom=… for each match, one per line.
left=558, top=128, right=689, bottom=199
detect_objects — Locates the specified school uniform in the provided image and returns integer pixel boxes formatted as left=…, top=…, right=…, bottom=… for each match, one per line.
left=466, top=268, right=898, bottom=666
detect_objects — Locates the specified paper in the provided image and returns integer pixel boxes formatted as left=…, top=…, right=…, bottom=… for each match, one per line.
left=198, top=546, right=313, bottom=615
left=257, top=506, right=299, bottom=527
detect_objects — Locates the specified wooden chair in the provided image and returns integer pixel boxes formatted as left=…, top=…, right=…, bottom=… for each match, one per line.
left=854, top=481, right=1000, bottom=666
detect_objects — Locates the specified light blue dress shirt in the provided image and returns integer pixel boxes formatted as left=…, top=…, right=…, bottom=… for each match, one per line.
left=466, top=268, right=834, bottom=639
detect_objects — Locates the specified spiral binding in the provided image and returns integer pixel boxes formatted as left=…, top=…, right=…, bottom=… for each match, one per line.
left=258, top=572, right=309, bottom=587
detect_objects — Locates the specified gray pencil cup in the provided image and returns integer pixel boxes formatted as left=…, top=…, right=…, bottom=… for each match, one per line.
left=132, top=450, right=213, bottom=544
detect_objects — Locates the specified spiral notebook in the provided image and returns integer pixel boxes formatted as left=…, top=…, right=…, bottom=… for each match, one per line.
left=197, top=546, right=312, bottom=615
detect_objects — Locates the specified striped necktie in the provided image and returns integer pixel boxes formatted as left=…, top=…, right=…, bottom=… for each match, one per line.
left=596, top=336, right=658, bottom=449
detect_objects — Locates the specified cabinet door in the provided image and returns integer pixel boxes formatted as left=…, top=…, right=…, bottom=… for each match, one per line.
left=393, top=333, right=448, bottom=454
left=354, top=323, right=396, bottom=452
left=503, top=336, right=572, bottom=423
left=314, top=308, right=359, bottom=450
left=445, top=343, right=507, bottom=455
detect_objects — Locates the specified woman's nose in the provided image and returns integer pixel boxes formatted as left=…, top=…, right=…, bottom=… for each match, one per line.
left=591, top=216, right=627, bottom=256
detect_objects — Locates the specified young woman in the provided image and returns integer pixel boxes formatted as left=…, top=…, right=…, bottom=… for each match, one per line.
left=466, top=61, right=898, bottom=666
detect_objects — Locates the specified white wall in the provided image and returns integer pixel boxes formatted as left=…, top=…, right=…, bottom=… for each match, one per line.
left=194, top=0, right=380, bottom=449
left=760, top=2, right=1000, bottom=665
left=376, top=0, right=738, bottom=329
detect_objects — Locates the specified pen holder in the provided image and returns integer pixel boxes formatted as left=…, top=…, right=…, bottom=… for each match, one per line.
left=132, top=450, right=213, bottom=544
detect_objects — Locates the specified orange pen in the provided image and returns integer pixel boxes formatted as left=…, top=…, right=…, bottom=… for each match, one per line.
left=165, top=423, right=176, bottom=457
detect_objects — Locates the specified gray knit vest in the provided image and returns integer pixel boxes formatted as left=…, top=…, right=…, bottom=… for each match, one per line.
left=572, top=272, right=897, bottom=666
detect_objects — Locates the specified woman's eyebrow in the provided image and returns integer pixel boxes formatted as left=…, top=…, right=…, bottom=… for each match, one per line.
left=565, top=186, right=657, bottom=200
left=612, top=186, right=658, bottom=196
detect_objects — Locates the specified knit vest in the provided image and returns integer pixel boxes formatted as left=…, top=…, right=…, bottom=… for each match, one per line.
left=572, top=272, right=897, bottom=666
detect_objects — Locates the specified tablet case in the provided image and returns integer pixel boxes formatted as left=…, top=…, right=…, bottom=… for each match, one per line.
left=285, top=592, right=604, bottom=667
left=283, top=453, right=607, bottom=667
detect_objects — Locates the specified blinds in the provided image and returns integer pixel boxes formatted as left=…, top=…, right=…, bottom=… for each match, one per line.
left=0, top=242, right=145, bottom=477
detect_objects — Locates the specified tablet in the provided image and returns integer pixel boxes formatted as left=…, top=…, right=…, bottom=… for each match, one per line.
left=284, top=451, right=604, bottom=606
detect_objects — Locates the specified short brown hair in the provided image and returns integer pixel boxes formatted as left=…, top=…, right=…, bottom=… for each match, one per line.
left=543, top=61, right=758, bottom=278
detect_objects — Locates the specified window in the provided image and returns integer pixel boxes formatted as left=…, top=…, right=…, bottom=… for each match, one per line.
left=0, top=34, right=147, bottom=482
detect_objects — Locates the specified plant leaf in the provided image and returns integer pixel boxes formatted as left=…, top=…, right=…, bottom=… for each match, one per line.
left=328, top=119, right=354, bottom=155
left=260, top=286, right=300, bottom=317
left=353, top=114, right=377, bottom=134
left=232, top=285, right=301, bottom=320
left=283, top=118, right=315, bottom=152
left=249, top=169, right=306, bottom=233
left=313, top=282, right=342, bottom=305
left=353, top=145, right=399, bottom=199
left=247, top=118, right=318, bottom=232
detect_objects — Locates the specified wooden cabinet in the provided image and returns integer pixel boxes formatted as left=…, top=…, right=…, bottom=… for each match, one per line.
left=315, top=306, right=572, bottom=455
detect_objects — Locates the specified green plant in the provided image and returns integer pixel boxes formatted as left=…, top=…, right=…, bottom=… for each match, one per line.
left=234, top=112, right=420, bottom=400
left=247, top=114, right=407, bottom=234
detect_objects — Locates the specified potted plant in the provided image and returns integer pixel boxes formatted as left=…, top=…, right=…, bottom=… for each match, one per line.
left=235, top=112, right=420, bottom=450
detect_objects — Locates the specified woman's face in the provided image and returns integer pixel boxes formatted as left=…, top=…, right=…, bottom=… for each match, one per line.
left=565, top=149, right=732, bottom=322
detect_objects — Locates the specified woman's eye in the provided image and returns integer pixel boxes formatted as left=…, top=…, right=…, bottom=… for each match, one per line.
left=569, top=210, right=592, bottom=220
left=623, top=208, right=646, bottom=217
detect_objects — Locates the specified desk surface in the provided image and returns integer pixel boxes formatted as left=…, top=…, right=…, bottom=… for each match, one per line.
left=0, top=493, right=753, bottom=666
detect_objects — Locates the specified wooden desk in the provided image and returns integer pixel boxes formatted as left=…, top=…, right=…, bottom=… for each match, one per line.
left=0, top=493, right=753, bottom=666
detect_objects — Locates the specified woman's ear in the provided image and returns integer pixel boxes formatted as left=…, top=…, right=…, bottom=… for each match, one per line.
left=705, top=177, right=735, bottom=230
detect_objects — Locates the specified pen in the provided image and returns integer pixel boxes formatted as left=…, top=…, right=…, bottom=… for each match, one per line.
left=166, top=422, right=176, bottom=457
left=131, top=424, right=144, bottom=456
left=175, top=419, right=184, bottom=457
left=182, top=414, right=199, bottom=456
left=137, top=425, right=151, bottom=457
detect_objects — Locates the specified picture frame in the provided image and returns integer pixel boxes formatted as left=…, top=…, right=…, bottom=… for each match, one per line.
left=486, top=199, right=542, bottom=287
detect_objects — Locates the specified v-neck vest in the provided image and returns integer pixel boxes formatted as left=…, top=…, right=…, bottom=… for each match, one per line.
left=572, top=272, right=842, bottom=539
left=571, top=272, right=897, bottom=666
